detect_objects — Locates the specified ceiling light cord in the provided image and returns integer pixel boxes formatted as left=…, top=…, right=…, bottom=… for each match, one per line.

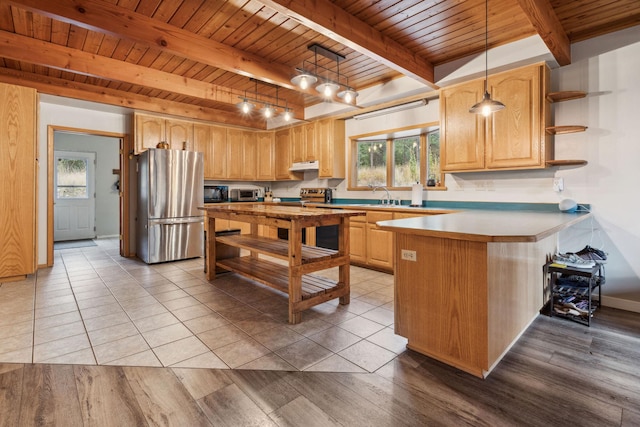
left=469, top=0, right=505, bottom=116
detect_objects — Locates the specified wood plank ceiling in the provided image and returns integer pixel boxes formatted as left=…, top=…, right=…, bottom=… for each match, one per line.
left=0, top=0, right=638, bottom=129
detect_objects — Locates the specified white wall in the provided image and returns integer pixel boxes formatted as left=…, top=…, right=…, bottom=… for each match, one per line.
left=54, top=133, right=120, bottom=238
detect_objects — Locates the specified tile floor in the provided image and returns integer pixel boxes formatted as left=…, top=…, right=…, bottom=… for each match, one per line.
left=0, top=238, right=407, bottom=373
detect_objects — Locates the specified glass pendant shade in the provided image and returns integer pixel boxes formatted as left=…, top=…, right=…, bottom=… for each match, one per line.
left=262, top=105, right=274, bottom=118
left=291, top=73, right=318, bottom=90
left=282, top=109, right=292, bottom=121
left=316, top=81, right=340, bottom=98
left=469, top=90, right=506, bottom=116
left=338, top=88, right=358, bottom=104
left=237, top=99, right=254, bottom=114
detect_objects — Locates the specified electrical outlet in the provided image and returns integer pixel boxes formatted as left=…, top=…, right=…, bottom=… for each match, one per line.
left=553, top=177, right=564, bottom=192
left=401, top=249, right=417, bottom=262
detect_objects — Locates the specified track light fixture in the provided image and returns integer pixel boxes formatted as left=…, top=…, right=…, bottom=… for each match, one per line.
left=237, top=79, right=293, bottom=120
left=469, top=0, right=505, bottom=116
left=291, top=44, right=358, bottom=104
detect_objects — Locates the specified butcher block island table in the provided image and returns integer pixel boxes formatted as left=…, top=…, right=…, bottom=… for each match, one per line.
left=200, top=204, right=365, bottom=324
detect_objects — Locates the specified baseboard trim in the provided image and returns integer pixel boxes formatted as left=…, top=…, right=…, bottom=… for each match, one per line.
left=601, top=295, right=640, bottom=314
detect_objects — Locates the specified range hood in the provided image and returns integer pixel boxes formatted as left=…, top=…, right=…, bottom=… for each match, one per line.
left=289, top=161, right=319, bottom=171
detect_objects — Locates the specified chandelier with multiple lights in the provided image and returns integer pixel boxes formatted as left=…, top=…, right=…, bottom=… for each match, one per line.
left=237, top=79, right=294, bottom=121
left=290, top=44, right=358, bottom=104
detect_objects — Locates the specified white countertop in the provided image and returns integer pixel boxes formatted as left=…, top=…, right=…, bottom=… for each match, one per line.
left=376, top=210, right=591, bottom=242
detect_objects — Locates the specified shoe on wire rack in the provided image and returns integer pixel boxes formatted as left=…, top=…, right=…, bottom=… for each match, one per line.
left=553, top=252, right=596, bottom=269
left=575, top=245, right=608, bottom=264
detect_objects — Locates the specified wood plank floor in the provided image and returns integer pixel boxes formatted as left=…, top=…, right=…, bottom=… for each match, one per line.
left=1, top=306, right=639, bottom=426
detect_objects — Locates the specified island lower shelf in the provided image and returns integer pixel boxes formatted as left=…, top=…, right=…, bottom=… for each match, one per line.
left=217, top=255, right=347, bottom=304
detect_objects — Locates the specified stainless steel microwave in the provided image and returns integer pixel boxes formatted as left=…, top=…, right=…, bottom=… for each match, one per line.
left=203, top=185, right=228, bottom=203
left=229, top=188, right=259, bottom=202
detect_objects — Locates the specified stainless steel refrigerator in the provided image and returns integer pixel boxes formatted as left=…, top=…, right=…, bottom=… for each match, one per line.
left=137, top=149, right=204, bottom=264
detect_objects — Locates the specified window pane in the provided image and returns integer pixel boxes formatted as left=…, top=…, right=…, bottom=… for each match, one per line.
left=57, top=158, right=88, bottom=199
left=356, top=140, right=387, bottom=186
left=393, top=136, right=420, bottom=187
left=427, top=130, right=440, bottom=182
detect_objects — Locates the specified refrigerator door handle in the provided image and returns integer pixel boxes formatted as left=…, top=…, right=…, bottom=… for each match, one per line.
left=148, top=217, right=204, bottom=226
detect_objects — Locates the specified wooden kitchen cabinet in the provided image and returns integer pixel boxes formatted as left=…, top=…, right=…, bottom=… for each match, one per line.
left=274, top=129, right=302, bottom=180
left=440, top=80, right=485, bottom=171
left=256, top=131, right=275, bottom=181
left=241, top=130, right=257, bottom=180
left=0, top=83, right=37, bottom=281
left=193, top=123, right=214, bottom=178
left=291, top=122, right=317, bottom=163
left=366, top=211, right=394, bottom=270
left=226, top=128, right=243, bottom=179
left=349, top=215, right=366, bottom=264
left=440, top=63, right=550, bottom=172
left=316, top=118, right=345, bottom=178
left=290, top=124, right=305, bottom=163
left=210, top=125, right=228, bottom=179
left=134, top=113, right=193, bottom=153
left=134, top=113, right=165, bottom=153
left=165, top=118, right=194, bottom=151
left=348, top=211, right=393, bottom=272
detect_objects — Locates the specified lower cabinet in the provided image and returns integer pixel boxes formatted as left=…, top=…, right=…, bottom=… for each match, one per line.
left=349, top=211, right=394, bottom=272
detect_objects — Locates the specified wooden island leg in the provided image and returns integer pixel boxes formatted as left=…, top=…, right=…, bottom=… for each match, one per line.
left=205, top=216, right=216, bottom=281
left=288, top=223, right=303, bottom=324
left=338, top=217, right=350, bottom=305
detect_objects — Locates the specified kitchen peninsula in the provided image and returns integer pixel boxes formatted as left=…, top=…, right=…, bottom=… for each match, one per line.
left=377, top=210, right=591, bottom=378
left=200, top=204, right=365, bottom=324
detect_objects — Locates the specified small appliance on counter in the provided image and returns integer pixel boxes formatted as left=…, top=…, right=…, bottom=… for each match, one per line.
left=204, top=185, right=228, bottom=203
left=229, top=188, right=259, bottom=202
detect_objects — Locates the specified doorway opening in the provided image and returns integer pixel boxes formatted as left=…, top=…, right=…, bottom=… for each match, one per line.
left=47, top=125, right=131, bottom=266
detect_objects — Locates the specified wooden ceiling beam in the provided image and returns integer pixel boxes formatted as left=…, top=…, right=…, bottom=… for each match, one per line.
left=259, top=0, right=436, bottom=87
left=515, top=0, right=571, bottom=65
left=0, top=30, right=308, bottom=115
left=0, top=67, right=266, bottom=129
left=6, top=0, right=316, bottom=96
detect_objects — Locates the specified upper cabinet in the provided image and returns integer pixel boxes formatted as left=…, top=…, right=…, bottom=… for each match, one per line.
left=274, top=129, right=302, bottom=181
left=256, top=132, right=275, bottom=181
left=316, top=118, right=345, bottom=178
left=134, top=113, right=193, bottom=153
left=291, top=122, right=317, bottom=163
left=440, top=63, right=551, bottom=172
left=133, top=113, right=344, bottom=181
left=0, top=83, right=37, bottom=280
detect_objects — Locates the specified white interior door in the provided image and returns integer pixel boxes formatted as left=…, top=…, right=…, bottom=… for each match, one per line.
left=54, top=151, right=96, bottom=241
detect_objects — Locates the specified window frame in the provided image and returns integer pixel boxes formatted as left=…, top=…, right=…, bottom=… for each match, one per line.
left=348, top=122, right=445, bottom=191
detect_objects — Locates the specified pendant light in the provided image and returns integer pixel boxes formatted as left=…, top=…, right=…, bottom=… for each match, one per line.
left=469, top=0, right=505, bottom=116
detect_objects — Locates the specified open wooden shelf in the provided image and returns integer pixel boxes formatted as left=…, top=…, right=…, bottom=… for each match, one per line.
left=546, top=91, right=587, bottom=103
left=546, top=125, right=588, bottom=135
left=216, top=256, right=344, bottom=300
left=215, top=234, right=338, bottom=264
left=546, top=160, right=588, bottom=167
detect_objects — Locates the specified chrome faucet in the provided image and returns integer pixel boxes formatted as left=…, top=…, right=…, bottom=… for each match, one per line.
left=370, top=184, right=391, bottom=205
